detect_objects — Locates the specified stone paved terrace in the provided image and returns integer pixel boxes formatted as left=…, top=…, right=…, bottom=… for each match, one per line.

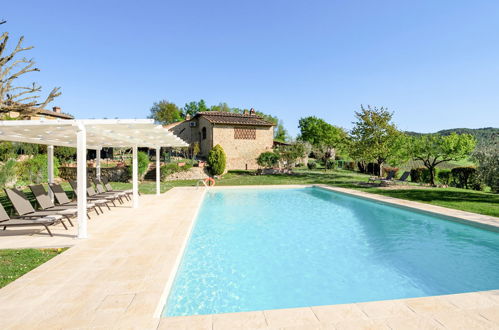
left=0, top=185, right=498, bottom=329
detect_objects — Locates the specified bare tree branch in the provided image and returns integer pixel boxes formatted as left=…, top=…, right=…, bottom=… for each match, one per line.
left=0, top=21, right=61, bottom=117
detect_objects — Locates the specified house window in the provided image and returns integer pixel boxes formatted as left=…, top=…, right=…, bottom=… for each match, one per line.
left=234, top=127, right=256, bottom=139
left=202, top=127, right=207, bottom=140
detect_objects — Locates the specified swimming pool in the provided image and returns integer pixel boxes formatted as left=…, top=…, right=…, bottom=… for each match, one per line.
left=163, top=187, right=499, bottom=316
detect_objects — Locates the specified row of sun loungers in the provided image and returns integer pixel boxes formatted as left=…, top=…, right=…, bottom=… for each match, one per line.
left=368, top=171, right=411, bottom=184
left=1, top=177, right=133, bottom=237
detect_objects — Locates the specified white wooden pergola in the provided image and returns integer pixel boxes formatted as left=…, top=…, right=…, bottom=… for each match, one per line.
left=0, top=119, right=188, bottom=238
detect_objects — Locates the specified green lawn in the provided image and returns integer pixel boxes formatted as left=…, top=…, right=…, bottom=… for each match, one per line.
left=111, top=169, right=499, bottom=217
left=0, top=248, right=67, bottom=288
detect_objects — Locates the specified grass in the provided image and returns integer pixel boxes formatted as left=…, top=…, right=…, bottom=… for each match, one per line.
left=0, top=248, right=67, bottom=288
left=111, top=169, right=499, bottom=217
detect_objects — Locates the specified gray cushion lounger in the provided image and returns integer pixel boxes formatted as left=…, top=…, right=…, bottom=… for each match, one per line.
left=395, top=171, right=411, bottom=184
left=0, top=203, right=57, bottom=237
left=100, top=176, right=135, bottom=197
left=49, top=183, right=110, bottom=212
left=4, top=188, right=72, bottom=229
left=30, top=184, right=99, bottom=218
left=368, top=170, right=395, bottom=183
left=68, top=180, right=118, bottom=207
left=92, top=178, right=129, bottom=201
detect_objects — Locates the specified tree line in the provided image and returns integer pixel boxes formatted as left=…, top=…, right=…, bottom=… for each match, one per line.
left=295, top=105, right=498, bottom=190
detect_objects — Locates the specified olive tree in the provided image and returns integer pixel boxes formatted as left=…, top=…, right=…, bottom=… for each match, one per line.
left=350, top=105, right=406, bottom=176
left=409, top=133, right=476, bottom=186
left=298, top=116, right=347, bottom=169
left=472, top=139, right=499, bottom=192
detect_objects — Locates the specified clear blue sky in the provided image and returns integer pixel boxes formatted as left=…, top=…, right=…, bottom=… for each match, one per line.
left=3, top=0, right=499, bottom=137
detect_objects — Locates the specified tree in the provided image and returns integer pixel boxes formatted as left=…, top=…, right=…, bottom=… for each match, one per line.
left=472, top=137, right=498, bottom=192
left=298, top=116, right=347, bottom=167
left=409, top=133, right=476, bottom=186
left=207, top=144, right=226, bottom=176
left=54, top=146, right=76, bottom=164
left=192, top=142, right=200, bottom=160
left=0, top=20, right=61, bottom=117
left=350, top=105, right=405, bottom=176
left=183, top=99, right=209, bottom=117
left=149, top=100, right=183, bottom=124
left=256, top=151, right=280, bottom=168
left=210, top=102, right=231, bottom=112
left=274, top=143, right=306, bottom=169
left=274, top=120, right=289, bottom=142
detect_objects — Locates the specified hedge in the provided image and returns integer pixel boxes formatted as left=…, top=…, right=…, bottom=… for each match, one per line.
left=451, top=167, right=481, bottom=190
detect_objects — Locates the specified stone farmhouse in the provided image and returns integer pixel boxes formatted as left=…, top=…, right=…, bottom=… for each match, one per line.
left=167, top=110, right=274, bottom=170
left=4, top=106, right=73, bottom=120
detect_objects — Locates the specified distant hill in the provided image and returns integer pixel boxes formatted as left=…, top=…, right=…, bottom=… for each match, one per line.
left=404, top=127, right=498, bottom=146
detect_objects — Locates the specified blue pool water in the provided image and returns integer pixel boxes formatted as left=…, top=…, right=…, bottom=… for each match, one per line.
left=163, top=187, right=499, bottom=316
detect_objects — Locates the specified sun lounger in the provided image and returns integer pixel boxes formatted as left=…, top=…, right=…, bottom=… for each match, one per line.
left=49, top=183, right=109, bottom=212
left=395, top=171, right=411, bottom=184
left=68, top=180, right=116, bottom=208
left=101, top=176, right=136, bottom=196
left=30, top=184, right=99, bottom=218
left=69, top=180, right=119, bottom=207
left=49, top=183, right=111, bottom=213
left=368, top=170, right=395, bottom=183
left=4, top=188, right=71, bottom=229
left=92, top=178, right=129, bottom=201
left=0, top=203, right=58, bottom=237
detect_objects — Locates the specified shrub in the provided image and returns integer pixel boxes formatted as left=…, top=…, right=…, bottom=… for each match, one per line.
left=126, top=151, right=150, bottom=179
left=0, top=159, right=17, bottom=187
left=451, top=167, right=479, bottom=190
left=344, top=161, right=356, bottom=171
left=382, top=166, right=399, bottom=178
left=160, top=163, right=180, bottom=180
left=16, top=154, right=60, bottom=184
left=325, top=159, right=335, bottom=170
left=0, top=142, right=16, bottom=161
left=207, top=144, right=226, bottom=176
left=437, top=169, right=452, bottom=185
left=410, top=167, right=432, bottom=183
left=54, top=146, right=76, bottom=164
left=307, top=160, right=317, bottom=170
left=257, top=152, right=280, bottom=168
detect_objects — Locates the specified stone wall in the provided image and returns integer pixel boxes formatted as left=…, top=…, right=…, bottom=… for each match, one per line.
left=212, top=125, right=274, bottom=170
left=167, top=117, right=213, bottom=156
left=59, top=166, right=129, bottom=182
left=198, top=117, right=213, bottom=157
left=168, top=118, right=274, bottom=170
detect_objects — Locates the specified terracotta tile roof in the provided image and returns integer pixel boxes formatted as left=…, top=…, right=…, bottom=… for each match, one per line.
left=36, top=109, right=74, bottom=119
left=194, top=111, right=274, bottom=126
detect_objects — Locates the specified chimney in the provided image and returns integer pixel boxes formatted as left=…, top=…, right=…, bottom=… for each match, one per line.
left=243, top=109, right=249, bottom=115
left=53, top=106, right=61, bottom=113
left=185, top=114, right=191, bottom=120
left=249, top=108, right=256, bottom=116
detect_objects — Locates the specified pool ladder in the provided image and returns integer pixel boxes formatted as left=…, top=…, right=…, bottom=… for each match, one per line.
left=196, top=179, right=209, bottom=189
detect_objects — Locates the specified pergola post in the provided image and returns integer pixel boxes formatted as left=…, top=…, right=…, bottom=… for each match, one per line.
left=132, top=146, right=139, bottom=208
left=156, top=147, right=160, bottom=195
left=76, top=124, right=88, bottom=239
left=47, top=145, right=54, bottom=201
left=96, top=148, right=101, bottom=180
